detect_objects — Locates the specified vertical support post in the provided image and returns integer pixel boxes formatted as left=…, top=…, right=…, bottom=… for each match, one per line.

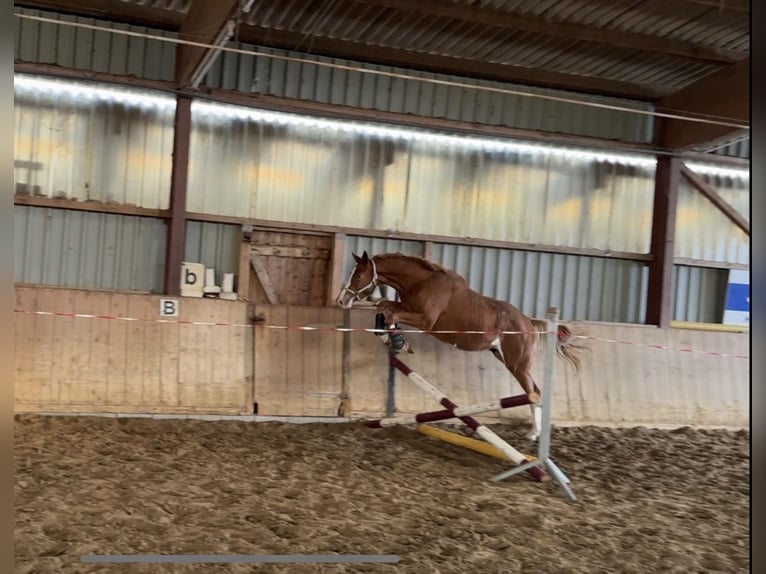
left=646, top=156, right=680, bottom=328
left=338, top=309, right=352, bottom=417
left=537, top=306, right=558, bottom=462
left=163, top=95, right=192, bottom=295
left=327, top=233, right=347, bottom=307
left=386, top=348, right=396, bottom=417
left=422, top=241, right=434, bottom=261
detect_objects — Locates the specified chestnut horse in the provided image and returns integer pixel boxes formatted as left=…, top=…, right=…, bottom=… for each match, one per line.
left=336, top=251, right=583, bottom=441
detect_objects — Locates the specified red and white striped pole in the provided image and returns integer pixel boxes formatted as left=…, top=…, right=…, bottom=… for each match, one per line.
left=365, top=392, right=539, bottom=428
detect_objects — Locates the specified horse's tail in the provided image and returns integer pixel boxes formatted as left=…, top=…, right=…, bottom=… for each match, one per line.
left=530, top=319, right=586, bottom=374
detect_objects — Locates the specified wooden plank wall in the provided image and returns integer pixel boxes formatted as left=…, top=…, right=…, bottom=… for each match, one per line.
left=257, top=307, right=749, bottom=428
left=15, top=287, right=749, bottom=428
left=252, top=304, right=345, bottom=416
left=14, top=286, right=253, bottom=414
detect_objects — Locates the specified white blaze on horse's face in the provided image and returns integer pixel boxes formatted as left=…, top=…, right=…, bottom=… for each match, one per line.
left=336, top=252, right=378, bottom=309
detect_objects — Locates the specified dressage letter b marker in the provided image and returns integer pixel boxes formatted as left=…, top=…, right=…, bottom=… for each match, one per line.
left=160, top=299, right=179, bottom=317
left=184, top=268, right=198, bottom=286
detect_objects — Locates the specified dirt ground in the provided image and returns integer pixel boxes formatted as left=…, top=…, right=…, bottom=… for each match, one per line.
left=14, top=414, right=749, bottom=574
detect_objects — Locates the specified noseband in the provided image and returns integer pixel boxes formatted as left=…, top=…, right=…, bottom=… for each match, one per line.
left=339, top=258, right=379, bottom=306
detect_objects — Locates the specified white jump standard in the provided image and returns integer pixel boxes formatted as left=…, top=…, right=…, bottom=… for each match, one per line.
left=367, top=307, right=576, bottom=500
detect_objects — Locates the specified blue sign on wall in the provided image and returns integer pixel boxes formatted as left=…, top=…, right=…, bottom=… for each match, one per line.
left=723, top=269, right=749, bottom=326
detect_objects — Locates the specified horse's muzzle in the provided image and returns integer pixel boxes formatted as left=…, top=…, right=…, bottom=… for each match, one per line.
left=336, top=291, right=355, bottom=309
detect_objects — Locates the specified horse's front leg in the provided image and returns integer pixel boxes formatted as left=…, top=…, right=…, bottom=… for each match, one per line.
left=375, top=302, right=434, bottom=354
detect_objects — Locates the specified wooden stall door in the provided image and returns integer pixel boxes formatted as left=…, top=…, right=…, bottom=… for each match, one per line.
left=244, top=230, right=333, bottom=306
left=253, top=304, right=346, bottom=417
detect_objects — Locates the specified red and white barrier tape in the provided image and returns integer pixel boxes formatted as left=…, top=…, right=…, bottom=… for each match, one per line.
left=569, top=335, right=748, bottom=360
left=14, top=309, right=253, bottom=328
left=14, top=309, right=749, bottom=360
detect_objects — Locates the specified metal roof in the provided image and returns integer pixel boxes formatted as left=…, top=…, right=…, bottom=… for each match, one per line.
left=20, top=0, right=749, bottom=101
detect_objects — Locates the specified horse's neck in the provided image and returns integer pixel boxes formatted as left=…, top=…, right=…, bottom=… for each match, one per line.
left=374, top=257, right=430, bottom=294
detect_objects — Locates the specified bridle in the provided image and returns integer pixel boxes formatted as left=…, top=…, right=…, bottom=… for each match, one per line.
left=338, top=258, right=379, bottom=308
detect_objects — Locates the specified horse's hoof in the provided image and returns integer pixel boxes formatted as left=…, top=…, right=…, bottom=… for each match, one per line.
left=525, top=431, right=540, bottom=442
left=388, top=337, right=414, bottom=355
left=390, top=335, right=407, bottom=350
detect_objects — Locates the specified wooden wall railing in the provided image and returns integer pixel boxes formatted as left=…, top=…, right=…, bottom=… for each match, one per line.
left=15, top=286, right=749, bottom=428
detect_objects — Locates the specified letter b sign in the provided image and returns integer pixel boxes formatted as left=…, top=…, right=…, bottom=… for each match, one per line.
left=160, top=298, right=179, bottom=317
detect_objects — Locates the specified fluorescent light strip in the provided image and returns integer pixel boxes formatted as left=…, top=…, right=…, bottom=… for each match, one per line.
left=684, top=162, right=750, bottom=180
left=192, top=100, right=658, bottom=168
left=14, top=75, right=175, bottom=111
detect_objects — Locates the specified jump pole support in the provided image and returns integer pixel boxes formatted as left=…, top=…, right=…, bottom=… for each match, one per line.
left=365, top=392, right=539, bottom=428
left=388, top=355, right=546, bottom=483
left=489, top=306, right=576, bottom=501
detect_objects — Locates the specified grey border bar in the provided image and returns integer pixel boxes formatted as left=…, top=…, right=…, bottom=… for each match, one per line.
left=80, top=554, right=400, bottom=564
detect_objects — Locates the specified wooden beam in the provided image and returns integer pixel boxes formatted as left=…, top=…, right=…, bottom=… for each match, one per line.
left=326, top=233, right=347, bottom=307
left=680, top=163, right=749, bottom=234
left=163, top=95, right=191, bottom=296
left=354, top=0, right=745, bottom=64
left=655, top=58, right=750, bottom=151
left=237, top=238, right=252, bottom=301
left=251, top=246, right=330, bottom=259
left=646, top=156, right=681, bottom=328
left=250, top=255, right=280, bottom=304
left=673, top=257, right=748, bottom=271
left=236, top=27, right=666, bottom=100
left=13, top=195, right=169, bottom=218
left=175, top=0, right=240, bottom=87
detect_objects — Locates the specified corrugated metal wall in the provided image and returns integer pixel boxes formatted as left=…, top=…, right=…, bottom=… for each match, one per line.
left=14, top=75, right=175, bottom=209
left=15, top=8, right=176, bottom=81
left=429, top=244, right=648, bottom=323
left=672, top=265, right=728, bottom=324
left=184, top=221, right=240, bottom=277
left=13, top=207, right=242, bottom=294
left=206, top=42, right=654, bottom=143
left=344, top=236, right=648, bottom=323
left=675, top=164, right=749, bottom=265
left=189, top=101, right=657, bottom=253
left=14, top=206, right=166, bottom=292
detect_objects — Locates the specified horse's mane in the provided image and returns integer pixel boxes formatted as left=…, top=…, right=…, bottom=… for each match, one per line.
left=374, top=252, right=445, bottom=273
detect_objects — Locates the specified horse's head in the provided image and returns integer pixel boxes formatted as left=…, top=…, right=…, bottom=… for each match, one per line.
left=336, top=251, right=378, bottom=309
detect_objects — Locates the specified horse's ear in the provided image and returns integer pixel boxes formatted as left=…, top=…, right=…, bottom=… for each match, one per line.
left=352, top=252, right=361, bottom=264
left=361, top=250, right=369, bottom=263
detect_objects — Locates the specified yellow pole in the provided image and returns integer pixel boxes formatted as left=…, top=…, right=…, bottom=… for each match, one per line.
left=417, top=424, right=536, bottom=462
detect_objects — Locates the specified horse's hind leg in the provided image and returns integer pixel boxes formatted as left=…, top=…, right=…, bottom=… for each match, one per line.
left=503, top=366, right=541, bottom=441
left=498, top=337, right=542, bottom=441
left=515, top=368, right=542, bottom=441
